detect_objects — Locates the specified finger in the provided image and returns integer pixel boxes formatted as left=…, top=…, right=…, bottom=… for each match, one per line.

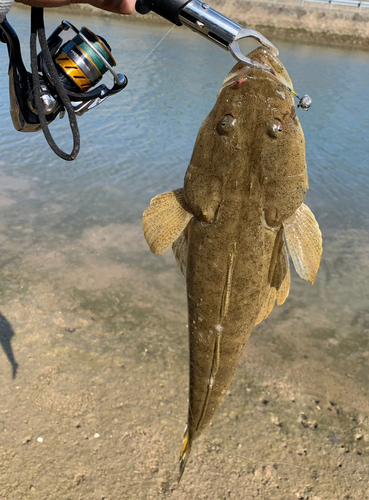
left=73, top=0, right=136, bottom=14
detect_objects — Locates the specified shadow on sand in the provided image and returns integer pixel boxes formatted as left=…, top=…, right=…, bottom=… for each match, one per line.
left=0, top=313, right=18, bottom=378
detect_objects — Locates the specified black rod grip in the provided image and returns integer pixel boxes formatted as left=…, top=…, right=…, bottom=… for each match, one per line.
left=135, top=0, right=192, bottom=25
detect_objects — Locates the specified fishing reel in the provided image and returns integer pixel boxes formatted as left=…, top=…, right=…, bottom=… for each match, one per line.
left=0, top=8, right=127, bottom=160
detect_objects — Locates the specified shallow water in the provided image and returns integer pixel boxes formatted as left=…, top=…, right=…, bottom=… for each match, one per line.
left=0, top=7, right=369, bottom=499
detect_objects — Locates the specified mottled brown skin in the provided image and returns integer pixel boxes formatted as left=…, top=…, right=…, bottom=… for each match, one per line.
left=182, top=51, right=308, bottom=449
left=141, top=49, right=319, bottom=479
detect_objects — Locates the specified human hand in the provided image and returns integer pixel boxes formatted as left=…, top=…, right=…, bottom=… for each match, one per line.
left=14, top=0, right=136, bottom=15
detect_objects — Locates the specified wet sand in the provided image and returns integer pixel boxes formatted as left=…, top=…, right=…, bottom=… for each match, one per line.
left=1, top=219, right=369, bottom=499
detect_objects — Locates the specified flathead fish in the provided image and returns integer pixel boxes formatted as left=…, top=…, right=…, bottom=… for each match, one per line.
left=142, top=47, right=322, bottom=480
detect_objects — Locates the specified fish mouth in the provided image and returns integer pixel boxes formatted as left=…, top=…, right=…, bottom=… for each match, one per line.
left=247, top=47, right=295, bottom=90
left=218, top=47, right=297, bottom=101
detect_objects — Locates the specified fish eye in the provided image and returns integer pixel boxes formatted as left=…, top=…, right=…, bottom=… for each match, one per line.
left=217, top=115, right=237, bottom=135
left=267, top=119, right=283, bottom=138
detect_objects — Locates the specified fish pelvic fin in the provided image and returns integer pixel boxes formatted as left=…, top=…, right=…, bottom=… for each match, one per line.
left=255, top=203, right=322, bottom=327
left=178, top=427, right=192, bottom=483
left=283, top=203, right=322, bottom=284
left=142, top=188, right=193, bottom=255
left=172, top=228, right=188, bottom=278
left=255, top=287, right=277, bottom=326
left=255, top=229, right=290, bottom=326
left=276, top=243, right=291, bottom=306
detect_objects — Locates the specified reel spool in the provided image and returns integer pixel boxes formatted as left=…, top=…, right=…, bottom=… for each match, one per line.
left=36, top=19, right=127, bottom=117
left=51, top=26, right=118, bottom=93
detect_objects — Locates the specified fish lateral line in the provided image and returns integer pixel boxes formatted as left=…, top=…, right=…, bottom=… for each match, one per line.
left=195, top=241, right=237, bottom=437
left=194, top=331, right=221, bottom=435
left=180, top=242, right=238, bottom=478
left=220, top=242, right=237, bottom=322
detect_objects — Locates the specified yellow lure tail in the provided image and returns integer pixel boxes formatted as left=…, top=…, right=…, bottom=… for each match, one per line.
left=178, top=428, right=192, bottom=483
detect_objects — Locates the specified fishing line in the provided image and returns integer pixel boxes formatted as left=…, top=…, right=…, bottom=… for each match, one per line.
left=128, top=25, right=176, bottom=79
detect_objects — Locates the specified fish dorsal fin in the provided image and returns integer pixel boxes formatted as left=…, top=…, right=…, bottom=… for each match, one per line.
left=254, top=229, right=290, bottom=326
left=283, top=203, right=322, bottom=284
left=172, top=227, right=188, bottom=278
left=142, top=189, right=193, bottom=255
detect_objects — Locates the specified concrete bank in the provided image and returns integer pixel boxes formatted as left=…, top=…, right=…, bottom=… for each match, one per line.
left=12, top=0, right=369, bottom=51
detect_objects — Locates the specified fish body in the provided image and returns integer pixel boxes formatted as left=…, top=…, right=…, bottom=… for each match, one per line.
left=142, top=48, right=322, bottom=479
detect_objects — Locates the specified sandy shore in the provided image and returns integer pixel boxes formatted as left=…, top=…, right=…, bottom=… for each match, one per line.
left=1, top=220, right=369, bottom=500
left=12, top=0, right=369, bottom=50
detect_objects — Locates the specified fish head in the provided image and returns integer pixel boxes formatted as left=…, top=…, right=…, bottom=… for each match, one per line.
left=212, top=50, right=308, bottom=227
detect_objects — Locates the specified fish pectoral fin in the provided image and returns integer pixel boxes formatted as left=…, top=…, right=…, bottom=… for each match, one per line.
left=142, top=188, right=193, bottom=255
left=283, top=203, right=322, bottom=284
left=172, top=227, right=188, bottom=277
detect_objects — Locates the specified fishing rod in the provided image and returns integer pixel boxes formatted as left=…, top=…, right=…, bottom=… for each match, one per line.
left=0, top=0, right=309, bottom=161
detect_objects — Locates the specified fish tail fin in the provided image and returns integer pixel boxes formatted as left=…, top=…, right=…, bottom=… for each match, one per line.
left=178, top=426, right=192, bottom=483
